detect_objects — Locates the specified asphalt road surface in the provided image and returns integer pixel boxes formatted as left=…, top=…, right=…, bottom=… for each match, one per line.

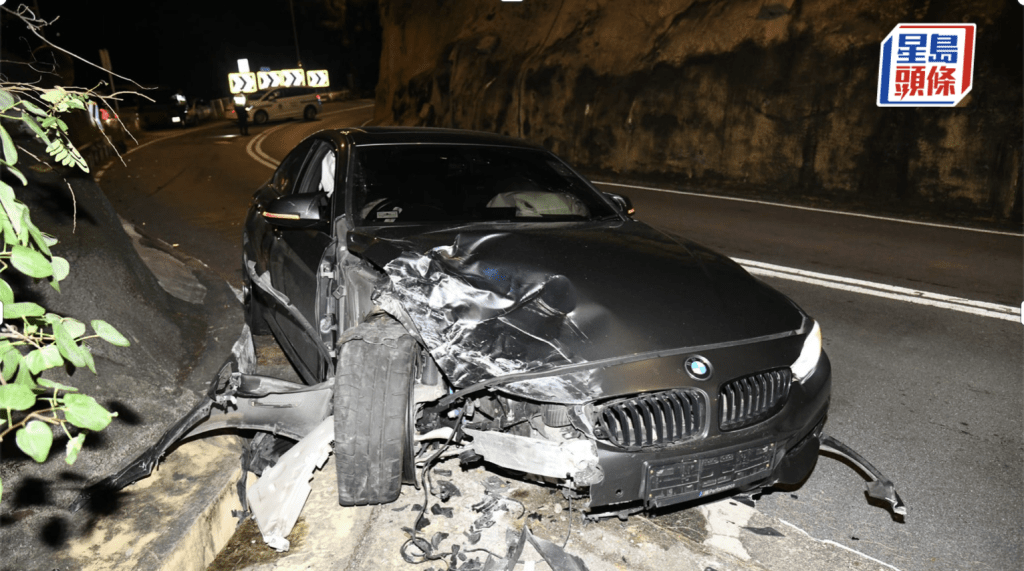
left=97, top=101, right=1023, bottom=571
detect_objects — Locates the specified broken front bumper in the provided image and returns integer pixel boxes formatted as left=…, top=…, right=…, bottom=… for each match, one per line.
left=588, top=353, right=832, bottom=510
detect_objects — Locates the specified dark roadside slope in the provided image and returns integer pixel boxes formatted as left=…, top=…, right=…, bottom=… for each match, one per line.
left=0, top=125, right=241, bottom=569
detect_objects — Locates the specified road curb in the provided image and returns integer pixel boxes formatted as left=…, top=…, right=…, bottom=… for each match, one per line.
left=59, top=436, right=243, bottom=571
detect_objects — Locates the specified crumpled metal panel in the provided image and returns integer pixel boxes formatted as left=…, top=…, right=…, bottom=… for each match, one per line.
left=367, top=225, right=808, bottom=402
left=375, top=235, right=587, bottom=388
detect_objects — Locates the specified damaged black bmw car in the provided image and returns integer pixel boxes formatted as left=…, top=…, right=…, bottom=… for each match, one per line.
left=78, top=128, right=904, bottom=539
left=241, top=126, right=833, bottom=514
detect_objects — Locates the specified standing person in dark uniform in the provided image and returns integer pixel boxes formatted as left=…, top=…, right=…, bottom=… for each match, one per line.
left=235, top=104, right=249, bottom=136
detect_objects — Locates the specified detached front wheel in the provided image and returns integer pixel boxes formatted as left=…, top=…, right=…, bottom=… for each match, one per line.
left=334, top=315, right=416, bottom=506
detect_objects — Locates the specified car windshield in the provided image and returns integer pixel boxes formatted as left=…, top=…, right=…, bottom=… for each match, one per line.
left=351, top=144, right=617, bottom=225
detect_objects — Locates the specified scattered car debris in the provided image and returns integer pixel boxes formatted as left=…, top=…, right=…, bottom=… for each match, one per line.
left=743, top=526, right=785, bottom=537
left=435, top=480, right=462, bottom=502
left=497, top=526, right=590, bottom=571
left=248, top=416, right=334, bottom=551
left=819, top=435, right=908, bottom=517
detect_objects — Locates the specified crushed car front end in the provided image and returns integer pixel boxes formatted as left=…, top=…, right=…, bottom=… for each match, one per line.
left=436, top=319, right=831, bottom=513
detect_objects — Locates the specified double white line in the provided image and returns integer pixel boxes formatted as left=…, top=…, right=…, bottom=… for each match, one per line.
left=736, top=258, right=1021, bottom=323
left=245, top=103, right=376, bottom=170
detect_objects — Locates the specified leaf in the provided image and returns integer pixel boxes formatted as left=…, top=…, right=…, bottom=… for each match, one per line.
left=81, top=346, right=96, bottom=374
left=65, top=433, right=85, bottom=465
left=5, top=165, right=26, bottom=186
left=3, top=301, right=45, bottom=319
left=91, top=320, right=129, bottom=347
left=38, top=378, right=78, bottom=392
left=0, top=181, right=22, bottom=236
left=10, top=245, right=53, bottom=278
left=42, top=345, right=63, bottom=368
left=16, top=420, right=53, bottom=463
left=53, top=322, right=87, bottom=368
left=0, top=214, right=16, bottom=246
left=0, top=90, right=14, bottom=109
left=20, top=100, right=47, bottom=117
left=0, top=383, right=35, bottom=411
left=65, top=97, right=86, bottom=111
left=0, top=278, right=13, bottom=304
left=2, top=346, right=20, bottom=382
left=24, top=345, right=63, bottom=374
left=66, top=144, right=89, bottom=173
left=40, top=88, right=66, bottom=103
left=27, top=222, right=52, bottom=257
left=14, top=361, right=35, bottom=388
left=63, top=394, right=115, bottom=431
left=0, top=125, right=17, bottom=165
left=63, top=318, right=86, bottom=339
left=50, top=256, right=69, bottom=281
left=20, top=112, right=50, bottom=146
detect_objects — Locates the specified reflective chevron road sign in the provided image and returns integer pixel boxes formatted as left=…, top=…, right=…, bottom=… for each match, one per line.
left=257, top=71, right=282, bottom=90
left=228, top=72, right=257, bottom=94
left=279, top=69, right=306, bottom=87
left=306, top=70, right=330, bottom=88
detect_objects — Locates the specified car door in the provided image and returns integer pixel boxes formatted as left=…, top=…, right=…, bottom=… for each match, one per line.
left=267, top=139, right=340, bottom=382
left=284, top=89, right=303, bottom=118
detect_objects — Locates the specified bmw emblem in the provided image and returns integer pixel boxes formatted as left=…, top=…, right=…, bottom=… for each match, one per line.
left=685, top=356, right=713, bottom=381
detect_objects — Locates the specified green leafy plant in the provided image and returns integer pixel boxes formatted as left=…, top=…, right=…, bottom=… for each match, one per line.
left=0, top=84, right=129, bottom=503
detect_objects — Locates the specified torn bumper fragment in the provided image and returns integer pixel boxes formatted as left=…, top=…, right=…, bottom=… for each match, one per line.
left=70, top=325, right=333, bottom=512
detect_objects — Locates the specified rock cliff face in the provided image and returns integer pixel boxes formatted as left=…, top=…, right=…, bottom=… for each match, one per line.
left=374, top=0, right=1021, bottom=225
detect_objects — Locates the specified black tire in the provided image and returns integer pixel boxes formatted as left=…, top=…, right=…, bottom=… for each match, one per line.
left=253, top=110, right=269, bottom=125
left=242, top=272, right=271, bottom=335
left=334, top=315, right=416, bottom=505
left=303, top=105, right=317, bottom=121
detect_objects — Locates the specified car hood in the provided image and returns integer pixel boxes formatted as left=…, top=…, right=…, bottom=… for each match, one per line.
left=357, top=220, right=806, bottom=394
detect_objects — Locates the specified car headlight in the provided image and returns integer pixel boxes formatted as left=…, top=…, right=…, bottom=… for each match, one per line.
left=790, top=321, right=821, bottom=382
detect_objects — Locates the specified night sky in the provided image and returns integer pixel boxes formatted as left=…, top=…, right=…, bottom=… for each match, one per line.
left=2, top=0, right=360, bottom=100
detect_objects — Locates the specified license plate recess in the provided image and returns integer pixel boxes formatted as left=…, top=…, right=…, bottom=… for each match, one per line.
left=644, top=440, right=776, bottom=508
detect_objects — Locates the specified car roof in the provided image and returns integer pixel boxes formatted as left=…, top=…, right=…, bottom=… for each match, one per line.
left=334, top=126, right=545, bottom=150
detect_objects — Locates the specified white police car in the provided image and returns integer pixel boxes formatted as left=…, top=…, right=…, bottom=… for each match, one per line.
left=245, top=87, right=322, bottom=124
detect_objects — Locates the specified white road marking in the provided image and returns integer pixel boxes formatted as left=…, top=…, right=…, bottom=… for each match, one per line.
left=735, top=258, right=1020, bottom=322
left=778, top=519, right=905, bottom=571
left=245, top=103, right=376, bottom=169
left=245, top=128, right=281, bottom=169
left=595, top=181, right=1023, bottom=237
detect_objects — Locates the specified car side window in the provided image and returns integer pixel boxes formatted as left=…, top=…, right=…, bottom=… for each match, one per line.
left=291, top=140, right=341, bottom=221
left=272, top=139, right=316, bottom=195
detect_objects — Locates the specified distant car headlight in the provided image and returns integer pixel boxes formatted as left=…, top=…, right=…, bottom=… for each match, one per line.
left=790, top=321, right=821, bottom=382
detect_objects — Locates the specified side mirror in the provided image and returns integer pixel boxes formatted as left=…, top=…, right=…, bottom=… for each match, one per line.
left=262, top=193, right=325, bottom=229
left=603, top=192, right=635, bottom=216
